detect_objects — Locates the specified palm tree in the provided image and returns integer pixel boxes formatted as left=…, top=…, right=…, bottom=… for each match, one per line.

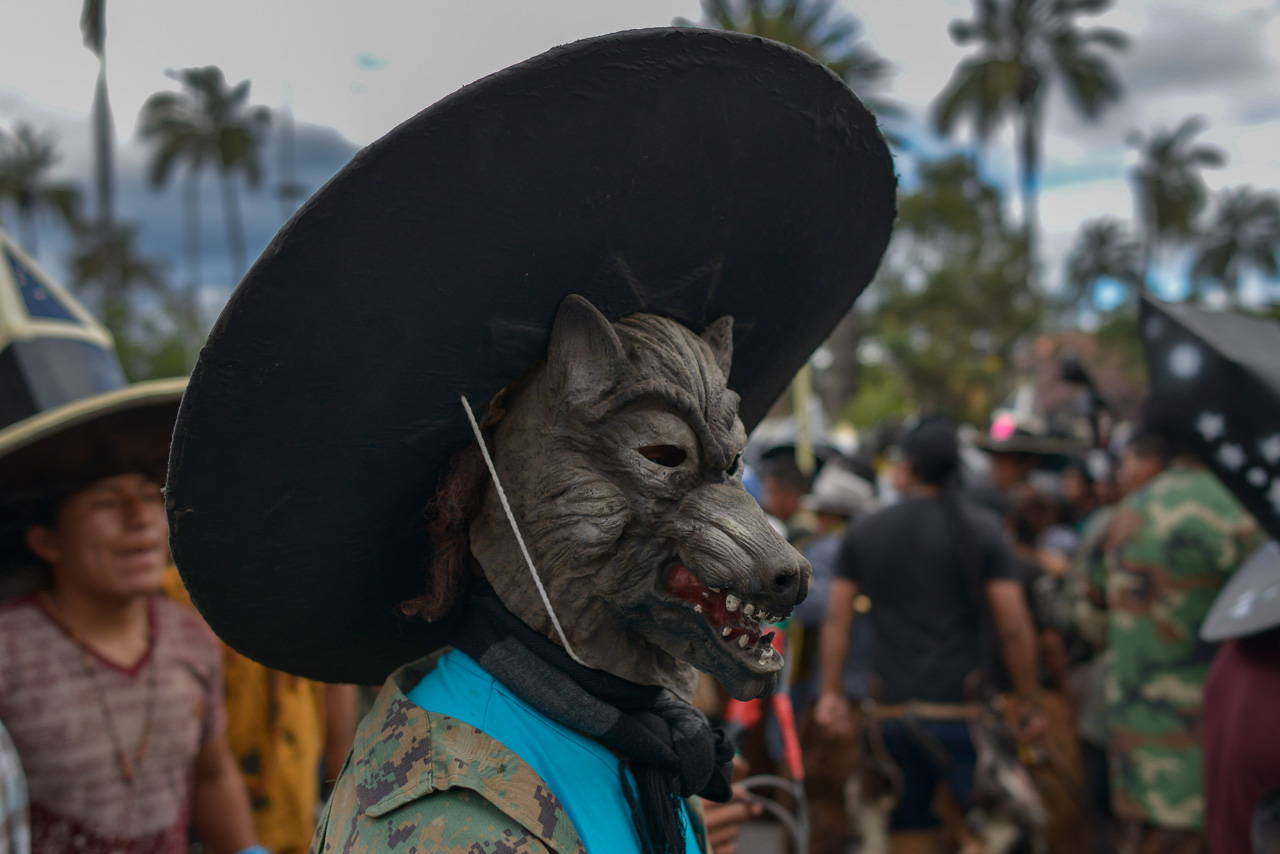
left=69, top=219, right=166, bottom=311
left=676, top=0, right=898, bottom=418
left=1128, top=116, right=1225, bottom=288
left=137, top=66, right=270, bottom=288
left=0, top=124, right=81, bottom=256
left=69, top=219, right=203, bottom=378
left=933, top=0, right=1128, bottom=257
left=675, top=0, right=898, bottom=120
left=1063, top=217, right=1142, bottom=307
left=1191, top=186, right=1280, bottom=306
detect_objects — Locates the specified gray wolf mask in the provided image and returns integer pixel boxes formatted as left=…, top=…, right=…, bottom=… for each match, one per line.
left=471, top=295, right=811, bottom=701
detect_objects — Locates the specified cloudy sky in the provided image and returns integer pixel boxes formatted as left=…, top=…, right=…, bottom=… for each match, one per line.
left=1, top=0, right=1278, bottom=312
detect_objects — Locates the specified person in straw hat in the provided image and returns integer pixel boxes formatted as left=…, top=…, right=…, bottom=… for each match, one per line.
left=0, top=234, right=260, bottom=853
left=165, top=27, right=896, bottom=854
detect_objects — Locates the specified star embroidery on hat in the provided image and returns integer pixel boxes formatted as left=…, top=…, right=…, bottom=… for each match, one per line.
left=1168, top=343, right=1203, bottom=380
left=1218, top=443, right=1246, bottom=471
left=1249, top=468, right=1269, bottom=488
left=1196, top=412, right=1226, bottom=443
left=1260, top=434, right=1280, bottom=466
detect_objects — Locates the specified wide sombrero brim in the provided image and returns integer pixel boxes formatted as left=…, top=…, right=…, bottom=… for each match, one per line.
left=167, top=28, right=897, bottom=684
left=0, top=377, right=186, bottom=581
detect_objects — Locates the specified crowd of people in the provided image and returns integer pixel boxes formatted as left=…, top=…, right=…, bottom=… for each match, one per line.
left=727, top=410, right=1279, bottom=854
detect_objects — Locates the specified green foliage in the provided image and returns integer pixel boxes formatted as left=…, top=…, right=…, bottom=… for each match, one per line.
left=69, top=219, right=166, bottom=306
left=933, top=0, right=1128, bottom=249
left=1063, top=217, right=1142, bottom=307
left=1190, top=185, right=1280, bottom=305
left=842, top=362, right=911, bottom=427
left=103, top=299, right=196, bottom=382
left=860, top=156, right=1043, bottom=425
left=1128, top=116, right=1225, bottom=266
left=66, top=219, right=195, bottom=381
left=1090, top=307, right=1145, bottom=398
left=0, top=124, right=82, bottom=255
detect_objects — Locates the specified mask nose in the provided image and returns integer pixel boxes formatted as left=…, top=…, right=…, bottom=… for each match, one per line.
left=770, top=550, right=810, bottom=606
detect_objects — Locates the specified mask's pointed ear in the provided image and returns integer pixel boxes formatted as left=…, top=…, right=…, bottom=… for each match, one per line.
left=701, top=315, right=734, bottom=377
left=548, top=295, right=627, bottom=404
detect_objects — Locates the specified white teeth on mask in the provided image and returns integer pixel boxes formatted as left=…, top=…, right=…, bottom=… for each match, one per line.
left=743, top=603, right=755, bottom=616
left=694, top=604, right=704, bottom=614
left=709, top=587, right=722, bottom=594
left=738, top=634, right=749, bottom=648
left=760, top=647, right=774, bottom=661
left=722, top=626, right=732, bottom=637
left=701, top=591, right=710, bottom=599
left=725, top=595, right=740, bottom=612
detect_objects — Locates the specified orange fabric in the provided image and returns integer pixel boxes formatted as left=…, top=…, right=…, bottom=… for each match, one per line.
left=163, top=568, right=325, bottom=854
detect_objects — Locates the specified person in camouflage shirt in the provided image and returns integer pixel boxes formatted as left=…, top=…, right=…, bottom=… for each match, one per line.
left=311, top=653, right=708, bottom=854
left=1085, top=448, right=1262, bottom=851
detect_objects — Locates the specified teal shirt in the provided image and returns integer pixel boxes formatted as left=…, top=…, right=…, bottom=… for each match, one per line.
left=407, top=649, right=699, bottom=854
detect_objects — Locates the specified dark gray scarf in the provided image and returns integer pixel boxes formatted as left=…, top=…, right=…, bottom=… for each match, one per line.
left=452, top=583, right=735, bottom=854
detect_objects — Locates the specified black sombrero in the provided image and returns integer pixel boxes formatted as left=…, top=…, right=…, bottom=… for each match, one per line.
left=167, top=28, right=897, bottom=684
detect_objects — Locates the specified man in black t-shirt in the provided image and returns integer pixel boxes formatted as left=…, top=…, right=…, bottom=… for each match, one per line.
left=816, top=420, right=1042, bottom=852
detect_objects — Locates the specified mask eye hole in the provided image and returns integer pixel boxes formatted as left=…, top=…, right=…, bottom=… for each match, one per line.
left=728, top=454, right=742, bottom=475
left=638, top=445, right=688, bottom=468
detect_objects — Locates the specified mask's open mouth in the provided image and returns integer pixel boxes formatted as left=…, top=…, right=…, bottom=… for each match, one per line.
left=661, top=560, right=788, bottom=668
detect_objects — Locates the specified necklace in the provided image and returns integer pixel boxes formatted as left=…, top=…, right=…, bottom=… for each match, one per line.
left=42, top=594, right=159, bottom=785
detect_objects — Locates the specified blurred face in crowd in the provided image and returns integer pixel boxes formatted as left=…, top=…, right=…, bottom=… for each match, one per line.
left=813, top=510, right=847, bottom=536
left=1061, top=467, right=1094, bottom=511
left=26, top=473, right=170, bottom=604
left=762, top=474, right=804, bottom=523
left=890, top=457, right=915, bottom=494
left=988, top=452, right=1034, bottom=491
left=1117, top=449, right=1164, bottom=497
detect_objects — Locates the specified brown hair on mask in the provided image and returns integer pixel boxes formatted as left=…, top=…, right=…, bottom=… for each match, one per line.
left=400, top=439, right=489, bottom=621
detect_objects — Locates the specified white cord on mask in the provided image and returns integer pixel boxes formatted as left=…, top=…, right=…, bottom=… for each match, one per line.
left=460, top=394, right=586, bottom=666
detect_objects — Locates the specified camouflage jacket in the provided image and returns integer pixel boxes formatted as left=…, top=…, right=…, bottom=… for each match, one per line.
left=1085, top=463, right=1262, bottom=830
left=311, top=652, right=708, bottom=854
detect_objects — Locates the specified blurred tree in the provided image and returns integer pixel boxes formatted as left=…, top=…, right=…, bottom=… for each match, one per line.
left=1063, top=217, right=1143, bottom=307
left=854, top=156, right=1042, bottom=425
left=69, top=219, right=164, bottom=309
left=0, top=124, right=82, bottom=256
left=933, top=0, right=1127, bottom=260
left=1190, top=186, right=1280, bottom=306
left=676, top=0, right=898, bottom=419
left=68, top=220, right=195, bottom=380
left=1127, top=116, right=1225, bottom=287
left=137, top=66, right=270, bottom=288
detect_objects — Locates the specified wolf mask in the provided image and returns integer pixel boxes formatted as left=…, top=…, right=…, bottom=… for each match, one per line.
left=471, top=295, right=811, bottom=702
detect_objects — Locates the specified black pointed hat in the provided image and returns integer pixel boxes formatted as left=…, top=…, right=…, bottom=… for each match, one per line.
left=1141, top=296, right=1280, bottom=541
left=166, top=28, right=898, bottom=684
